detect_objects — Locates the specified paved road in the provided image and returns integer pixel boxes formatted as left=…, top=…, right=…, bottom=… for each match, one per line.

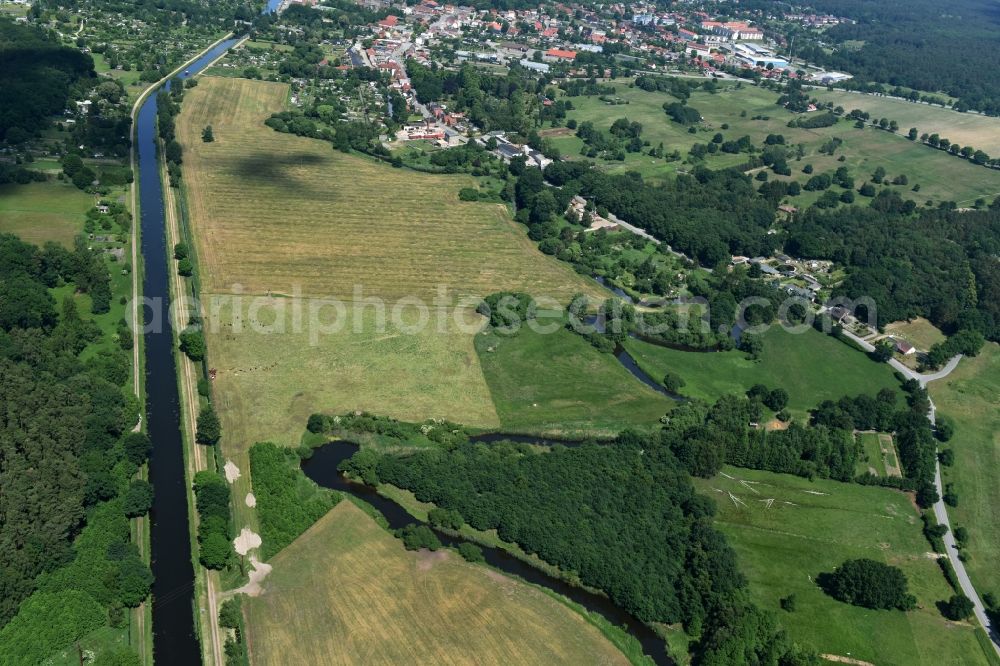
left=927, top=395, right=1000, bottom=657
left=837, top=320, right=999, bottom=653
left=832, top=317, right=1000, bottom=652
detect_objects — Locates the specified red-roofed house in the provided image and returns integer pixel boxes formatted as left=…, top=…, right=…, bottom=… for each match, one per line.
left=378, top=14, right=399, bottom=28
left=544, top=48, right=577, bottom=61
left=542, top=26, right=558, bottom=38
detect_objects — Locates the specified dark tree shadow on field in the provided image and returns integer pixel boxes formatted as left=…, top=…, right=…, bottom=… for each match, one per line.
left=816, top=571, right=836, bottom=598
left=225, top=151, right=330, bottom=193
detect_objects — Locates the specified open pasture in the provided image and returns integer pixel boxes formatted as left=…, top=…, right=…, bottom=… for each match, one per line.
left=474, top=317, right=674, bottom=436
left=931, top=344, right=1000, bottom=600
left=623, top=326, right=902, bottom=418
left=177, top=76, right=601, bottom=304
left=812, top=90, right=1000, bottom=156
left=558, top=81, right=1000, bottom=206
left=242, top=501, right=629, bottom=666
left=0, top=181, right=93, bottom=246
left=695, top=467, right=990, bottom=665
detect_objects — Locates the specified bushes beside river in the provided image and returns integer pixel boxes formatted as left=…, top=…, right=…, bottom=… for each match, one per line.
left=249, top=443, right=340, bottom=559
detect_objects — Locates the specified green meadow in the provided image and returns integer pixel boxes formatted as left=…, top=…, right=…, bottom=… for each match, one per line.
left=931, top=344, right=1000, bottom=600
left=695, top=467, right=990, bottom=665
left=475, top=317, right=674, bottom=436
left=0, top=181, right=94, bottom=247
left=623, top=326, right=902, bottom=418
left=555, top=81, right=1000, bottom=206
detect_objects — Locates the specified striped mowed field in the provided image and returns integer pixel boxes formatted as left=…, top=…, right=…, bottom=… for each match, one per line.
left=177, top=76, right=601, bottom=304
left=176, top=76, right=603, bottom=448
left=243, top=501, right=630, bottom=666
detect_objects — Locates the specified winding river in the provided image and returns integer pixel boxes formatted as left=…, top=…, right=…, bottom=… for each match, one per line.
left=301, top=442, right=673, bottom=665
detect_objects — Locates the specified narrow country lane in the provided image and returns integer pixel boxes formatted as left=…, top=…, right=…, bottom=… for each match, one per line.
left=832, top=317, right=998, bottom=653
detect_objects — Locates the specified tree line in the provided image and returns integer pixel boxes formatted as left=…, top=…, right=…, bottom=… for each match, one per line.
left=786, top=0, right=1000, bottom=114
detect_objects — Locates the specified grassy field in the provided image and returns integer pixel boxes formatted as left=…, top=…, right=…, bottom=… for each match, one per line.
left=242, top=501, right=629, bottom=666
left=205, top=302, right=500, bottom=451
left=557, top=81, right=1000, bottom=206
left=475, top=319, right=674, bottom=435
left=856, top=432, right=901, bottom=478
left=811, top=90, right=1000, bottom=155
left=885, top=317, right=947, bottom=351
left=694, top=467, right=990, bottom=665
left=0, top=181, right=94, bottom=246
left=178, top=76, right=601, bottom=304
left=930, top=344, right=1000, bottom=600
left=856, top=432, right=886, bottom=477
left=623, top=326, right=901, bottom=418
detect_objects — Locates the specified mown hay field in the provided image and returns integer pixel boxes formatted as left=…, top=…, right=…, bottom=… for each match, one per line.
left=243, top=501, right=629, bottom=666
left=177, top=76, right=608, bottom=452
left=203, top=302, right=500, bottom=451
left=177, top=76, right=601, bottom=304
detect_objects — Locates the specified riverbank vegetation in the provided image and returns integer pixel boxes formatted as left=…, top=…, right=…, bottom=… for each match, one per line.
left=243, top=501, right=633, bottom=665
left=248, top=442, right=340, bottom=559
left=341, top=427, right=817, bottom=663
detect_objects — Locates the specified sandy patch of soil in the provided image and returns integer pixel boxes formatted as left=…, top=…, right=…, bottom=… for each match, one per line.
left=234, top=527, right=262, bottom=556
left=235, top=556, right=273, bottom=597
left=224, top=460, right=241, bottom=483
left=245, top=492, right=256, bottom=508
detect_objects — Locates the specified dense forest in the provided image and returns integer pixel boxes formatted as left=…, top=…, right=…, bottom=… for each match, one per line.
left=0, top=19, right=95, bottom=144
left=341, top=431, right=815, bottom=663
left=786, top=204, right=1000, bottom=340
left=542, top=161, right=779, bottom=266
left=0, top=235, right=149, bottom=662
left=783, top=0, right=1000, bottom=114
